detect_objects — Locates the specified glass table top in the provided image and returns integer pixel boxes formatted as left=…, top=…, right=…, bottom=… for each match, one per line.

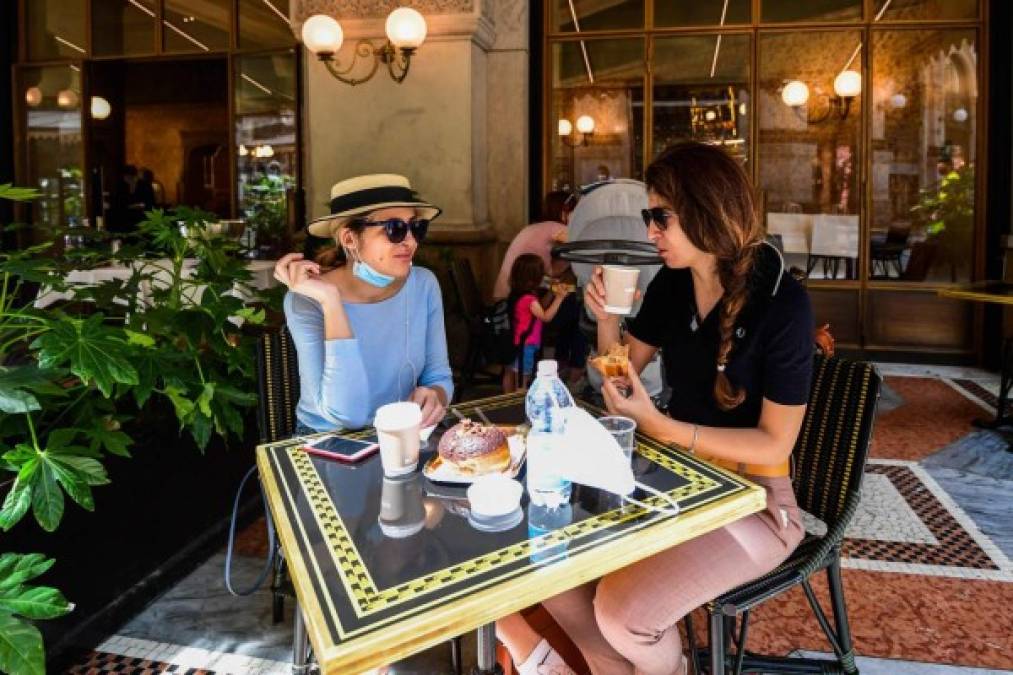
left=257, top=392, right=763, bottom=670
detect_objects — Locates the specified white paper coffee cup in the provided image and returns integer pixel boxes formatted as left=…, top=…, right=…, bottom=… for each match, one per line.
left=374, top=401, right=422, bottom=477
left=602, top=266, right=640, bottom=315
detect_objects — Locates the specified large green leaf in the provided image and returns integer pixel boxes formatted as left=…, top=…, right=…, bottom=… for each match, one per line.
left=0, top=478, right=32, bottom=531
left=0, top=586, right=71, bottom=620
left=0, top=185, right=40, bottom=202
left=81, top=418, right=132, bottom=458
left=31, top=314, right=138, bottom=397
left=0, top=367, right=66, bottom=415
left=0, top=611, right=44, bottom=675
left=47, top=454, right=109, bottom=486
left=0, top=555, right=53, bottom=592
left=30, top=463, right=63, bottom=532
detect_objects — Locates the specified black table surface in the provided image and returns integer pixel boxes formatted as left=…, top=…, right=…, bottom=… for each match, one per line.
left=256, top=392, right=765, bottom=673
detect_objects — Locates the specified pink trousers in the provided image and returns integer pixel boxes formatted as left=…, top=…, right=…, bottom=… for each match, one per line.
left=543, top=476, right=804, bottom=675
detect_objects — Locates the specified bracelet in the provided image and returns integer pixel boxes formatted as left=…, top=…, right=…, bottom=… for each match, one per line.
left=688, top=424, right=699, bottom=454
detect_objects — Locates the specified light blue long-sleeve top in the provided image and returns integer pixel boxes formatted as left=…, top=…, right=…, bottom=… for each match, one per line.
left=283, top=266, right=455, bottom=432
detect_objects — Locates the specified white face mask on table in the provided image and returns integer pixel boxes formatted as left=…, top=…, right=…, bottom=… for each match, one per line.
left=551, top=408, right=680, bottom=516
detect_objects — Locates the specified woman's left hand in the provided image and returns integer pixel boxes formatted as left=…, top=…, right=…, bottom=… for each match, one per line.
left=601, top=367, right=661, bottom=430
left=410, top=386, right=446, bottom=429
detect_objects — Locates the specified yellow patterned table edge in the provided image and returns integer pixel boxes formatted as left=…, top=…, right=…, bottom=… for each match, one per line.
left=937, top=284, right=1013, bottom=306
left=257, top=393, right=767, bottom=674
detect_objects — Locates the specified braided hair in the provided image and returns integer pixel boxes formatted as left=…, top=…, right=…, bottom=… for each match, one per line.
left=645, top=142, right=765, bottom=410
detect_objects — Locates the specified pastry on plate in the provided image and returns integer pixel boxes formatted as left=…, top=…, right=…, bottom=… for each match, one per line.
left=435, top=419, right=512, bottom=475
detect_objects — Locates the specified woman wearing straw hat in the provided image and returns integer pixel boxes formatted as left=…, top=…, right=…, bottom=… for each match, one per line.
left=273, top=174, right=453, bottom=432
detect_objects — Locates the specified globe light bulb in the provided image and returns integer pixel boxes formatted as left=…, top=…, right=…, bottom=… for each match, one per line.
left=385, top=7, right=427, bottom=49
left=952, top=107, right=968, bottom=123
left=575, top=115, right=595, bottom=134
left=57, top=89, right=78, bottom=108
left=781, top=80, right=810, bottom=107
left=25, top=87, right=43, bottom=107
left=889, top=93, right=907, bottom=109
left=301, top=14, right=343, bottom=56
left=833, top=70, right=862, bottom=98
left=90, top=96, right=111, bottom=120
left=558, top=119, right=573, bottom=136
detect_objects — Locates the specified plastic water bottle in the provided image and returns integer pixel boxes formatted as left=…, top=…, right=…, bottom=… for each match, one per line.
left=525, top=359, right=574, bottom=508
left=528, top=502, right=573, bottom=564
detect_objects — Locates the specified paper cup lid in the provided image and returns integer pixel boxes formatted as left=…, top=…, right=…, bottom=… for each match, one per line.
left=375, top=401, right=422, bottom=431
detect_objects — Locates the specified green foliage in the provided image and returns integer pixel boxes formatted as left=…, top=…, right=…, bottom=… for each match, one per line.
left=911, top=165, right=974, bottom=239
left=0, top=553, right=72, bottom=675
left=0, top=189, right=280, bottom=672
left=242, top=173, right=293, bottom=252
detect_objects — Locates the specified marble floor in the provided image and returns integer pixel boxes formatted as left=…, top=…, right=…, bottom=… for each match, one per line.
left=67, top=363, right=1013, bottom=674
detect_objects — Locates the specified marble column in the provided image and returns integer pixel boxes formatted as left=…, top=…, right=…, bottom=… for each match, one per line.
left=291, top=0, right=529, bottom=297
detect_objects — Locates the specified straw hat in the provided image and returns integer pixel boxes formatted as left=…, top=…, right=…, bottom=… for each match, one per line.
left=307, top=173, right=441, bottom=238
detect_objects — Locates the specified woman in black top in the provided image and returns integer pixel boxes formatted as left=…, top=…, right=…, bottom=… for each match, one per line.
left=541, top=142, right=813, bottom=675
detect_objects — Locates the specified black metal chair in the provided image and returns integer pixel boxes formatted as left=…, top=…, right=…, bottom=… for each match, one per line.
left=254, top=326, right=464, bottom=673
left=686, top=354, right=882, bottom=675
left=448, top=257, right=501, bottom=400
left=254, top=327, right=301, bottom=626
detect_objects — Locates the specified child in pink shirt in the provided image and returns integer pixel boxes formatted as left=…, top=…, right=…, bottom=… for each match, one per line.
left=503, top=254, right=571, bottom=392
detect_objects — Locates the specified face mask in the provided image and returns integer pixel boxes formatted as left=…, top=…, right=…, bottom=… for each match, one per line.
left=550, top=408, right=680, bottom=516
left=352, top=259, right=396, bottom=288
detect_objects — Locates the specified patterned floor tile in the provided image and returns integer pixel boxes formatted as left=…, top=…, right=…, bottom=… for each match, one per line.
left=871, top=377, right=988, bottom=461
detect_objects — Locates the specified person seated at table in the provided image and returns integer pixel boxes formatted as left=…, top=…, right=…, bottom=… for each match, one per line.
left=273, top=174, right=453, bottom=433
left=521, top=142, right=812, bottom=675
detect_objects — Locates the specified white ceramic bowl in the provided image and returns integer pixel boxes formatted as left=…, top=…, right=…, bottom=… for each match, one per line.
left=467, top=475, right=523, bottom=518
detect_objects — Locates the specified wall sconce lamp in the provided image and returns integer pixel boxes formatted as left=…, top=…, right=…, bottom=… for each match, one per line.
left=559, top=115, right=595, bottom=147
left=300, top=8, right=427, bottom=86
left=781, top=69, right=861, bottom=122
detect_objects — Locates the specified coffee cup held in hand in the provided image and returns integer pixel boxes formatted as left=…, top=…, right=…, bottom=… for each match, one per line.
left=374, top=401, right=423, bottom=477
left=602, top=266, right=640, bottom=315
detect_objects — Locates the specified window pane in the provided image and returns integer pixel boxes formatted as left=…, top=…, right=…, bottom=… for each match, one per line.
left=873, top=0, right=977, bottom=20
left=164, top=0, right=231, bottom=53
left=92, top=0, right=157, bottom=57
left=758, top=31, right=863, bottom=281
left=761, top=0, right=862, bottom=23
left=550, top=39, right=644, bottom=191
left=869, top=30, right=977, bottom=283
left=551, top=0, right=643, bottom=33
left=239, top=0, right=294, bottom=50
left=27, top=0, right=87, bottom=60
left=654, top=1, right=750, bottom=27
left=20, top=66, right=85, bottom=233
left=236, top=52, right=298, bottom=253
left=652, top=34, right=750, bottom=166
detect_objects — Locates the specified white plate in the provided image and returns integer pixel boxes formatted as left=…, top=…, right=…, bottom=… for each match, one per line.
left=423, top=434, right=526, bottom=485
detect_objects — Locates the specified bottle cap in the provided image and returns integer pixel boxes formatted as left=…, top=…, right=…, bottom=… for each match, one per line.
left=536, top=359, right=558, bottom=377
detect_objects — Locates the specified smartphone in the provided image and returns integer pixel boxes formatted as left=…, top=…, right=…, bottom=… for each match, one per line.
left=302, top=435, right=379, bottom=463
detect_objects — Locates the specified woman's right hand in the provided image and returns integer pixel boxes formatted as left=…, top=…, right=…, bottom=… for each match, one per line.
left=584, top=266, right=612, bottom=323
left=274, top=253, right=338, bottom=306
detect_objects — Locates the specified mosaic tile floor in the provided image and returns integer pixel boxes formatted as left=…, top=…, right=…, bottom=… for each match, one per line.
left=69, top=366, right=1013, bottom=674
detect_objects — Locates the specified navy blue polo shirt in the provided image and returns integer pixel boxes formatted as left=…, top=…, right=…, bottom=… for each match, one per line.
left=626, top=243, right=814, bottom=429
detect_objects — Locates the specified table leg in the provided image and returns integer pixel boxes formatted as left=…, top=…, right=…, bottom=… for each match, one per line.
left=709, top=609, right=725, bottom=675
left=471, top=623, right=503, bottom=675
left=293, top=601, right=311, bottom=675
left=972, top=337, right=1013, bottom=449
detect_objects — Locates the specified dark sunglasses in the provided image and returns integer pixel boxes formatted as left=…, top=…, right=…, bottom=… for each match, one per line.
left=356, top=217, right=429, bottom=244
left=641, top=207, right=675, bottom=231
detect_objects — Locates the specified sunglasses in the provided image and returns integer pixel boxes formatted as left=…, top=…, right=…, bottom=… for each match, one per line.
left=356, top=217, right=430, bottom=244
left=641, top=207, right=675, bottom=231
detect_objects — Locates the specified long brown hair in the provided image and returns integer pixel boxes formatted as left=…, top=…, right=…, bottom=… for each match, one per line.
left=509, top=254, right=545, bottom=298
left=645, top=142, right=764, bottom=410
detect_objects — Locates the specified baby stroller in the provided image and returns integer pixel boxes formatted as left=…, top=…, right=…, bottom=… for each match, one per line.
left=552, top=179, right=667, bottom=404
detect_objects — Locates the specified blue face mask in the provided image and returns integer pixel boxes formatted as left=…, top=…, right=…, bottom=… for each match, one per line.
left=352, top=259, right=396, bottom=288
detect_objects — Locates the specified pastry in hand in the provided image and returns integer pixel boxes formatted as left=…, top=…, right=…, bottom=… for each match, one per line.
left=435, top=419, right=512, bottom=475
left=589, top=343, right=630, bottom=378
left=550, top=281, right=576, bottom=295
